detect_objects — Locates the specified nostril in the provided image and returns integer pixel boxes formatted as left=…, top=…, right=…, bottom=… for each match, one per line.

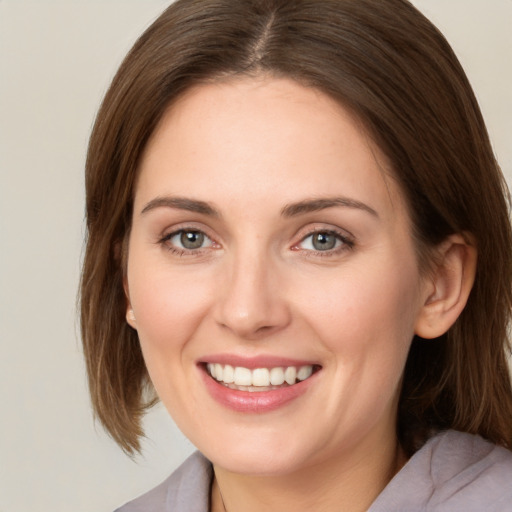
left=255, top=324, right=274, bottom=334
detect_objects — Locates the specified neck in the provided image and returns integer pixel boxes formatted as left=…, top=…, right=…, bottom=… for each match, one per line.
left=211, top=433, right=406, bottom=512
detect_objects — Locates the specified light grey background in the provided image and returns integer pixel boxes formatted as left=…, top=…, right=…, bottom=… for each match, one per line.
left=0, top=1, right=510, bottom=511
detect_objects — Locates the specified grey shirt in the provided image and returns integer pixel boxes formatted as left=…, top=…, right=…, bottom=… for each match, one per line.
left=116, top=430, right=512, bottom=511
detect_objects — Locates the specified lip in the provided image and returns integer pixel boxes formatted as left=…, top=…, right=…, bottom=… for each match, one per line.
left=198, top=357, right=320, bottom=413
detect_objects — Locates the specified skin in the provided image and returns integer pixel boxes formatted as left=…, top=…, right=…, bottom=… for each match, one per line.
left=125, top=77, right=475, bottom=511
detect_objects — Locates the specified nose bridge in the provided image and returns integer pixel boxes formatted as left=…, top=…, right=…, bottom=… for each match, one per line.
left=214, top=241, right=290, bottom=339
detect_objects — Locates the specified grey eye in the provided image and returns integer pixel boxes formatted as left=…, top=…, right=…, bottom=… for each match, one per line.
left=298, top=231, right=345, bottom=252
left=163, top=229, right=215, bottom=253
left=311, top=232, right=338, bottom=250
left=180, top=230, right=205, bottom=249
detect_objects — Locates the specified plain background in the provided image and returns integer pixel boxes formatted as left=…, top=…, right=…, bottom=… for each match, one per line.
left=0, top=1, right=510, bottom=511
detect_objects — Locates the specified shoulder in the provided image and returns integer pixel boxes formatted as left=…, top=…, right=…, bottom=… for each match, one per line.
left=425, top=430, right=512, bottom=510
left=114, top=451, right=212, bottom=512
left=370, top=430, right=512, bottom=511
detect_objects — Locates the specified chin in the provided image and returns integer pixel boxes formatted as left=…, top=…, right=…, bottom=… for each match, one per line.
left=195, top=428, right=319, bottom=476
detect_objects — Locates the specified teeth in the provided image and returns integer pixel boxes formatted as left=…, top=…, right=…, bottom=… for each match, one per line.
left=214, top=363, right=223, bottom=381
left=284, top=366, right=296, bottom=385
left=233, top=366, right=252, bottom=386
left=297, top=365, right=313, bottom=381
left=223, top=364, right=234, bottom=383
left=252, top=368, right=270, bottom=386
left=206, top=363, right=315, bottom=388
left=270, top=367, right=285, bottom=385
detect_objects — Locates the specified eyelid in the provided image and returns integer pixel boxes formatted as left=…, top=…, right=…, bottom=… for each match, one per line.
left=158, top=221, right=216, bottom=241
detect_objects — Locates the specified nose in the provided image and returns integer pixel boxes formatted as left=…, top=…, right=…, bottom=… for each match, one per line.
left=213, top=250, right=291, bottom=340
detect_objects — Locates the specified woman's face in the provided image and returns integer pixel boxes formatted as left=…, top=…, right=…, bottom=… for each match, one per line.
left=126, top=77, right=430, bottom=475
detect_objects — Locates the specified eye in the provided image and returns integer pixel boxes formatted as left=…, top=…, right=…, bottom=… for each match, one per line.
left=162, top=229, right=214, bottom=252
left=297, top=230, right=353, bottom=253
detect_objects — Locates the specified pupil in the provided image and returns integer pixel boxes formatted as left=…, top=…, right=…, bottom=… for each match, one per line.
left=181, top=231, right=204, bottom=249
left=313, top=233, right=336, bottom=250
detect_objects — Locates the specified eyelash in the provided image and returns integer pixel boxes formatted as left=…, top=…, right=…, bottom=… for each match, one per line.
left=158, top=227, right=355, bottom=257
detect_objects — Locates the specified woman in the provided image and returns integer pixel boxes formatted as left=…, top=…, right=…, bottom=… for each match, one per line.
left=81, top=0, right=512, bottom=510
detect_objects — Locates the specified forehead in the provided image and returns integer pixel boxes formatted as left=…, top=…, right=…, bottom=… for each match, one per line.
left=135, top=76, right=405, bottom=222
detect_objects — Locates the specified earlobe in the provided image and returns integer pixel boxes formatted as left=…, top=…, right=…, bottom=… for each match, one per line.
left=126, top=307, right=137, bottom=328
left=415, top=234, right=477, bottom=339
left=123, top=277, right=137, bottom=329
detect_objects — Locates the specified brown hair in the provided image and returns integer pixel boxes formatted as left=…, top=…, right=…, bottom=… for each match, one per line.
left=81, top=0, right=512, bottom=455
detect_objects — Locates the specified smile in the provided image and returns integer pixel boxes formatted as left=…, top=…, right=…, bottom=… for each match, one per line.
left=200, top=359, right=321, bottom=412
left=206, top=363, right=315, bottom=392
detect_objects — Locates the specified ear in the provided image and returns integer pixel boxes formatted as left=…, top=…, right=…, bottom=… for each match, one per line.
left=126, top=307, right=137, bottom=329
left=118, top=235, right=137, bottom=329
left=415, top=234, right=477, bottom=339
left=123, top=277, right=137, bottom=330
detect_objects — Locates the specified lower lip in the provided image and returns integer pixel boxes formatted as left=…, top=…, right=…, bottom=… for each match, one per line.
left=200, top=367, right=318, bottom=413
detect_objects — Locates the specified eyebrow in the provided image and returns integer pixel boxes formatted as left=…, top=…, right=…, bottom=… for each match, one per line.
left=140, top=195, right=378, bottom=219
left=140, top=196, right=220, bottom=217
left=281, top=197, right=379, bottom=218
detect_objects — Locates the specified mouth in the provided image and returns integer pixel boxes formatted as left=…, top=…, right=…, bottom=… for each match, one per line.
left=204, top=363, right=320, bottom=392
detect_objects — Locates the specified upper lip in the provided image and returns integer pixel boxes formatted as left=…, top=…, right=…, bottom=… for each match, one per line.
left=198, top=354, right=320, bottom=369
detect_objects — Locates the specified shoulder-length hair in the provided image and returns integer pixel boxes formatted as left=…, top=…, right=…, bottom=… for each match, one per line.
left=81, top=0, right=512, bottom=455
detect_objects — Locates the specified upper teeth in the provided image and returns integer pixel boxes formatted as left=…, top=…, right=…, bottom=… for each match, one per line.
left=206, top=363, right=313, bottom=387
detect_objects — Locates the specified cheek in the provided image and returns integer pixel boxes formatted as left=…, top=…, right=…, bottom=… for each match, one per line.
left=127, top=266, right=215, bottom=412
left=296, top=254, right=422, bottom=356
left=127, top=261, right=213, bottom=357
